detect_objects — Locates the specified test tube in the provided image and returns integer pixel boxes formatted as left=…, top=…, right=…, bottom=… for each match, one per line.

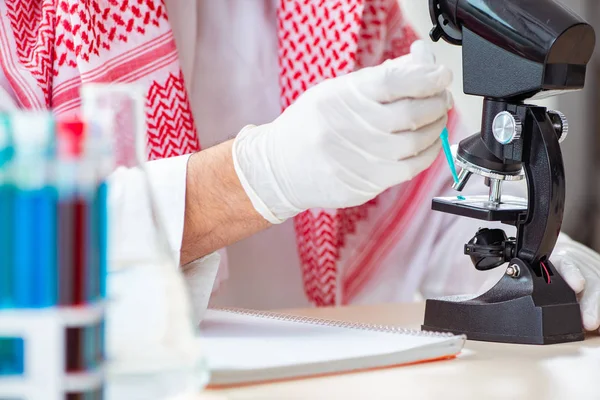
left=0, top=114, right=14, bottom=308
left=80, top=85, right=134, bottom=298
left=82, top=116, right=113, bottom=301
left=10, top=112, right=56, bottom=308
left=56, top=120, right=89, bottom=306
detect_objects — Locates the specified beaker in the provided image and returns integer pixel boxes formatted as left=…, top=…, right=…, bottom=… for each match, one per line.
left=80, top=84, right=209, bottom=400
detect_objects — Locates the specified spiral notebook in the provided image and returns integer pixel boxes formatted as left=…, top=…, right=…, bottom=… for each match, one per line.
left=199, top=308, right=466, bottom=387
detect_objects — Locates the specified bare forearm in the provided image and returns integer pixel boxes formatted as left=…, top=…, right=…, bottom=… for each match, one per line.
left=180, top=140, right=271, bottom=265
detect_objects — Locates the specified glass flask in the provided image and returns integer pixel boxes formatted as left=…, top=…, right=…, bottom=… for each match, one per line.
left=80, top=84, right=209, bottom=400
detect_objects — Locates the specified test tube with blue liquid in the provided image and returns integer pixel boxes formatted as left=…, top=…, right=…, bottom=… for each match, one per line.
left=0, top=111, right=108, bottom=400
left=10, top=112, right=57, bottom=308
left=0, top=114, right=14, bottom=308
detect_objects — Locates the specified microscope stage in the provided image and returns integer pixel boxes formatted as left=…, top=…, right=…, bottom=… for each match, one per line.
left=432, top=195, right=527, bottom=222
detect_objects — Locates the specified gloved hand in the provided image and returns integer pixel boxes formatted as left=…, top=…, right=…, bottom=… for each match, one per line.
left=233, top=40, right=453, bottom=224
left=552, top=233, right=600, bottom=332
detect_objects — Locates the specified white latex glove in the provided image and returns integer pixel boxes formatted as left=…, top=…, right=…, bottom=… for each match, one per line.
left=233, top=40, right=453, bottom=224
left=552, top=233, right=600, bottom=332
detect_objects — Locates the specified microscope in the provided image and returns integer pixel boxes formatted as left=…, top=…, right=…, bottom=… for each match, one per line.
left=422, top=0, right=596, bottom=344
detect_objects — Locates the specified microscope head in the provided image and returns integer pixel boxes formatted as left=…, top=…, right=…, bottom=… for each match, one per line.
left=430, top=0, right=596, bottom=101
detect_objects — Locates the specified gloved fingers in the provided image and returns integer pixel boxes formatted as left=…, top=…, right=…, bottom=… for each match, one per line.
left=553, top=258, right=585, bottom=294
left=351, top=60, right=452, bottom=103
left=410, top=40, right=436, bottom=64
left=380, top=91, right=452, bottom=133
left=554, top=254, right=600, bottom=303
left=550, top=243, right=600, bottom=331
left=355, top=114, right=446, bottom=162
left=316, top=131, right=438, bottom=192
left=389, top=138, right=442, bottom=183
left=384, top=116, right=447, bottom=161
left=554, top=235, right=596, bottom=261
left=579, top=284, right=600, bottom=331
left=349, top=90, right=450, bottom=140
left=554, top=248, right=600, bottom=280
left=344, top=137, right=442, bottom=189
left=559, top=242, right=600, bottom=277
left=556, top=231, right=575, bottom=244
left=387, top=62, right=453, bottom=102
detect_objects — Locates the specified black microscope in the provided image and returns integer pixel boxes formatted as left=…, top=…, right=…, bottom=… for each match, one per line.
left=422, top=0, right=596, bottom=344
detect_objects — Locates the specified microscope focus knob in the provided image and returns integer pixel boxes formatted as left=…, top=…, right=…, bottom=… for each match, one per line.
left=548, top=110, right=569, bottom=143
left=492, top=111, right=522, bottom=145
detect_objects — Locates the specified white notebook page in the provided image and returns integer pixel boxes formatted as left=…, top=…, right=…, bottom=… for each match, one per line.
left=200, top=309, right=463, bottom=371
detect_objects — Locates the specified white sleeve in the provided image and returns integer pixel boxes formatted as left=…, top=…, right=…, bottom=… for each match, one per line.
left=144, top=155, right=193, bottom=265
left=107, top=155, right=220, bottom=323
left=107, top=155, right=192, bottom=266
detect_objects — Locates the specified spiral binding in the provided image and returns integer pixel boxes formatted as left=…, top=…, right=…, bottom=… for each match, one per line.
left=215, top=307, right=461, bottom=339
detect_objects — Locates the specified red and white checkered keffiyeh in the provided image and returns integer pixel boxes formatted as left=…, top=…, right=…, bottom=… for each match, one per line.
left=0, top=0, right=458, bottom=307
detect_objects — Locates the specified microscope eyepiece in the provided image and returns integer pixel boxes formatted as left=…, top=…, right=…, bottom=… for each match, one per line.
left=430, top=0, right=461, bottom=44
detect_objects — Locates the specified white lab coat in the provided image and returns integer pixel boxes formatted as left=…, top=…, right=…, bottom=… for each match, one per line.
left=0, top=1, right=513, bottom=322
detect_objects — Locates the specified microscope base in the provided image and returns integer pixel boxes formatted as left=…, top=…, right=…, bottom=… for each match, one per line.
left=422, top=297, right=584, bottom=345
left=421, top=259, right=585, bottom=345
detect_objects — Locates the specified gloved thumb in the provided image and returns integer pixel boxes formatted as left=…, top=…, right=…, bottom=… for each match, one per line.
left=411, top=40, right=436, bottom=64
left=554, top=258, right=586, bottom=294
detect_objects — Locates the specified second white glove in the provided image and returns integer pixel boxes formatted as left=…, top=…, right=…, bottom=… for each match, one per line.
left=233, top=40, right=454, bottom=224
left=552, top=233, right=600, bottom=332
